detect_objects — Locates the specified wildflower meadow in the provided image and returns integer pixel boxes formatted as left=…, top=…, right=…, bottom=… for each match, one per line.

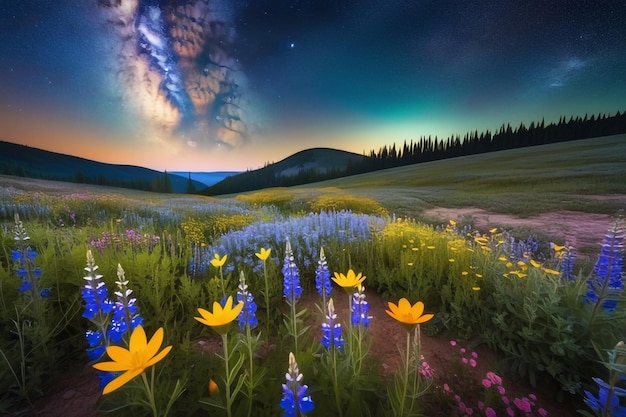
left=0, top=185, right=625, bottom=417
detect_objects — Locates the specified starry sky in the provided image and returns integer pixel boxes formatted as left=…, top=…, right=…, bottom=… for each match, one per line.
left=1, top=1, right=625, bottom=172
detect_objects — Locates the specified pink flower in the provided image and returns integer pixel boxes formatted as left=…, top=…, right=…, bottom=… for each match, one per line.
left=538, top=407, right=548, bottom=416
left=487, top=371, right=502, bottom=385
left=469, top=358, right=477, bottom=367
left=461, top=348, right=467, bottom=354
left=471, top=351, right=478, bottom=359
left=529, top=393, right=537, bottom=401
left=443, top=383, right=451, bottom=393
left=506, top=406, right=515, bottom=417
left=477, top=401, right=484, bottom=410
left=514, top=397, right=532, bottom=413
left=462, top=357, right=468, bottom=364
left=498, top=386, right=506, bottom=395
left=450, top=340, right=457, bottom=346
left=482, top=379, right=492, bottom=388
left=485, top=408, right=497, bottom=417
left=454, top=394, right=461, bottom=403
left=501, top=395, right=510, bottom=405
left=466, top=407, right=474, bottom=415
left=458, top=401, right=466, bottom=412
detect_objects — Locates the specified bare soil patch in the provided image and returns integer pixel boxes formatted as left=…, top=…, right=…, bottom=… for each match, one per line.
left=424, top=206, right=618, bottom=251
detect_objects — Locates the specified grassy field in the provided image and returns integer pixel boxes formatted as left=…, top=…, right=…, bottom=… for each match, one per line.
left=292, top=134, right=626, bottom=217
left=1, top=134, right=624, bottom=220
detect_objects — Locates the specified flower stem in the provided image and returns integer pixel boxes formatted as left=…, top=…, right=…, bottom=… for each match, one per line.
left=399, top=330, right=411, bottom=416
left=219, top=266, right=226, bottom=301
left=262, top=261, right=270, bottom=336
left=222, top=333, right=233, bottom=417
left=141, top=369, right=158, bottom=417
left=332, top=347, right=343, bottom=417
left=245, top=323, right=254, bottom=417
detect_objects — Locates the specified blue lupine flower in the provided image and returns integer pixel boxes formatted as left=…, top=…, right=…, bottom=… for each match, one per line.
left=85, top=330, right=106, bottom=360
left=108, top=297, right=143, bottom=343
left=584, top=377, right=626, bottom=417
left=39, top=288, right=51, bottom=298
left=280, top=352, right=314, bottom=417
left=351, top=285, right=373, bottom=327
left=321, top=298, right=344, bottom=351
left=315, top=247, right=332, bottom=299
left=17, top=281, right=32, bottom=293
left=82, top=269, right=113, bottom=320
left=97, top=369, right=119, bottom=391
left=584, top=221, right=625, bottom=311
left=11, top=216, right=44, bottom=296
left=236, top=272, right=258, bottom=329
left=283, top=241, right=302, bottom=304
left=82, top=250, right=114, bottom=361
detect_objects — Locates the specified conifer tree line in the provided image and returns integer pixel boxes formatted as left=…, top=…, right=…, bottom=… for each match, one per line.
left=203, top=110, right=626, bottom=196
left=353, top=110, right=626, bottom=173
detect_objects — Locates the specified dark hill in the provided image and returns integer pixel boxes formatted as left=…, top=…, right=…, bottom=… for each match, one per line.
left=0, top=141, right=204, bottom=193
left=201, top=148, right=369, bottom=196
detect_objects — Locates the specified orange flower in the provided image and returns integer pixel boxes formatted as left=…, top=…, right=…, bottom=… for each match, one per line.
left=386, top=298, right=434, bottom=332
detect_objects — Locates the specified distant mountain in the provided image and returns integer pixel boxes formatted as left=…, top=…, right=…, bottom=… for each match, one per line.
left=201, top=147, right=369, bottom=196
left=171, top=171, right=239, bottom=187
left=0, top=141, right=205, bottom=193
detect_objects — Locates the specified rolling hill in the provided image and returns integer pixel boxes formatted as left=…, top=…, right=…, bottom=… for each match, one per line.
left=201, top=147, right=368, bottom=195
left=0, top=140, right=205, bottom=193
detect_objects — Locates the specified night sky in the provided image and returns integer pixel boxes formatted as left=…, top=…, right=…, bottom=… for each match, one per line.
left=1, top=0, right=625, bottom=171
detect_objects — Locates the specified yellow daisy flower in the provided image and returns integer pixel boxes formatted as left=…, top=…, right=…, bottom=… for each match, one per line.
left=93, top=326, right=172, bottom=395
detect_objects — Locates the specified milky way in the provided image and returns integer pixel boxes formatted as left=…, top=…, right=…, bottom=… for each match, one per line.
left=98, top=0, right=252, bottom=150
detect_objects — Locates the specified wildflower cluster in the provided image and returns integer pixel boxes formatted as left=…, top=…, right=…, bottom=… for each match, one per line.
left=81, top=251, right=143, bottom=370
left=441, top=341, right=548, bottom=417
left=88, top=229, right=160, bottom=253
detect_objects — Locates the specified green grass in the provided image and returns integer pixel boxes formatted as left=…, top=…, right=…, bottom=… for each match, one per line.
left=293, top=134, right=626, bottom=217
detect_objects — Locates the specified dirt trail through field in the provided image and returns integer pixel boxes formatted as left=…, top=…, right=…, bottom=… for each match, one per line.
left=423, top=206, right=618, bottom=252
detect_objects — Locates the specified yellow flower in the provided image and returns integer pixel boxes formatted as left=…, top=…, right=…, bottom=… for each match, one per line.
left=210, top=253, right=227, bottom=267
left=385, top=298, right=434, bottom=332
left=510, top=270, right=527, bottom=278
left=530, top=259, right=541, bottom=268
left=498, top=255, right=508, bottom=262
left=474, top=236, right=488, bottom=246
left=255, top=247, right=271, bottom=261
left=551, top=243, right=565, bottom=252
left=332, top=269, right=366, bottom=289
left=92, top=326, right=172, bottom=395
left=449, top=219, right=457, bottom=226
left=461, top=271, right=469, bottom=276
left=195, top=296, right=244, bottom=335
left=542, top=267, right=561, bottom=275
left=472, top=287, right=481, bottom=291
left=489, top=227, right=498, bottom=233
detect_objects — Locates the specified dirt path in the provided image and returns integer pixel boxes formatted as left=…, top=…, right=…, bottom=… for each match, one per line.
left=423, top=206, right=619, bottom=252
